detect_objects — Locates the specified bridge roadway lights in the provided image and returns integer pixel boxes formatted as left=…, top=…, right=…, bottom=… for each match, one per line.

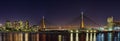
left=69, top=30, right=97, bottom=33
left=76, top=30, right=79, bottom=33
left=70, top=30, right=73, bottom=33
left=70, top=30, right=73, bottom=41
left=86, top=30, right=97, bottom=33
left=86, top=30, right=89, bottom=32
left=93, top=30, right=97, bottom=32
left=70, top=30, right=79, bottom=33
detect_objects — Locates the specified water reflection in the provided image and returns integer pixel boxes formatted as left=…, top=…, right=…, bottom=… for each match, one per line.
left=42, top=34, right=46, bottom=41
left=30, top=33, right=39, bottom=41
left=93, top=32, right=96, bottom=41
left=75, top=32, right=79, bottom=41
left=90, top=32, right=92, bottom=41
left=86, top=32, right=89, bottom=41
left=58, top=35, right=62, bottom=41
left=0, top=33, right=2, bottom=41
left=0, top=32, right=120, bottom=41
left=108, top=33, right=112, bottom=41
left=97, top=33, right=104, bottom=41
left=25, top=33, right=28, bottom=41
left=118, top=32, right=120, bottom=41
left=70, top=32, right=73, bottom=41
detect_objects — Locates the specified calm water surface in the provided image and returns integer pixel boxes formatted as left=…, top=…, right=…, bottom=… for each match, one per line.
left=0, top=32, right=119, bottom=41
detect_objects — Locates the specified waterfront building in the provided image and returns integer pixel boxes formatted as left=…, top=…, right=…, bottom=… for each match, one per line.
left=5, top=20, right=12, bottom=29
left=25, top=20, right=29, bottom=29
left=18, top=20, right=24, bottom=29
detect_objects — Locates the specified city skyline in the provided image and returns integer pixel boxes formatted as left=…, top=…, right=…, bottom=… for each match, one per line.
left=0, top=0, right=119, bottom=41
left=0, top=0, right=120, bottom=25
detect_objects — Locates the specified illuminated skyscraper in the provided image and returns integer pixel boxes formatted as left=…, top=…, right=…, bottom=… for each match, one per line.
left=18, top=20, right=24, bottom=29
left=5, top=20, right=12, bottom=28
left=107, top=16, right=114, bottom=31
left=25, top=20, right=29, bottom=29
left=107, top=16, right=114, bottom=26
left=12, top=21, right=18, bottom=29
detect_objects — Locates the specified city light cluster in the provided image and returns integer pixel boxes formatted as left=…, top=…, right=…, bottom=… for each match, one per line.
left=0, top=20, right=41, bottom=32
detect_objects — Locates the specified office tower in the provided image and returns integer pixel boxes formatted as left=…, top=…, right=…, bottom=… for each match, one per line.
left=18, top=20, right=24, bottom=29
left=25, top=20, right=29, bottom=29
left=107, top=16, right=114, bottom=28
left=5, top=20, right=12, bottom=28
left=107, top=16, right=114, bottom=31
left=12, top=21, right=19, bottom=29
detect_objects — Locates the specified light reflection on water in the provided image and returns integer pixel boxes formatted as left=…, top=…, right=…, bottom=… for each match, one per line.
left=0, top=32, right=119, bottom=41
left=75, top=32, right=79, bottom=41
left=93, top=33, right=96, bottom=41
left=86, top=32, right=89, bottom=41
left=70, top=32, right=73, bottom=41
left=25, top=33, right=28, bottom=41
left=117, top=32, right=120, bottom=41
left=108, top=33, right=112, bottom=41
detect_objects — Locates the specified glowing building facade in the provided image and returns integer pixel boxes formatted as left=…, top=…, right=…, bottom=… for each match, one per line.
left=5, top=20, right=12, bottom=28
left=18, top=21, right=24, bottom=29
left=107, top=16, right=114, bottom=31
left=25, top=20, right=29, bottom=29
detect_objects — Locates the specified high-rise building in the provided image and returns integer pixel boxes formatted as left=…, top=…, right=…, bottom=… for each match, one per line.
left=5, top=20, right=12, bottom=28
left=12, top=21, right=18, bottom=29
left=25, top=20, right=29, bottom=29
left=107, top=16, right=114, bottom=28
left=18, top=20, right=24, bottom=29
left=107, top=16, right=114, bottom=31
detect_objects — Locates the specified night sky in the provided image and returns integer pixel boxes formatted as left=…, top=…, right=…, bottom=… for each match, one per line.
left=0, top=0, right=120, bottom=26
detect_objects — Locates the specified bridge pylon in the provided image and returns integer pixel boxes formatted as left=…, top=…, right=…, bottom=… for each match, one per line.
left=39, top=16, right=46, bottom=31
left=81, top=11, right=85, bottom=28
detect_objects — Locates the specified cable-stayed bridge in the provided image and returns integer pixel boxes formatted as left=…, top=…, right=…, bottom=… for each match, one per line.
left=39, top=12, right=120, bottom=33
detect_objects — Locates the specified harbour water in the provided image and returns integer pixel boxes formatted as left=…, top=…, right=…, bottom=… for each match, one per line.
left=0, top=32, right=119, bottom=41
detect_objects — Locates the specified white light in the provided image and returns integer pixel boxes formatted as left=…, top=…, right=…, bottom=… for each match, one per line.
left=70, top=30, right=73, bottom=33
left=94, top=30, right=97, bottom=32
left=108, top=28, right=112, bottom=31
left=99, top=28, right=104, bottom=31
left=114, top=27, right=120, bottom=30
left=76, top=30, right=79, bottom=32
left=86, top=30, right=89, bottom=32
left=90, top=30, right=93, bottom=32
